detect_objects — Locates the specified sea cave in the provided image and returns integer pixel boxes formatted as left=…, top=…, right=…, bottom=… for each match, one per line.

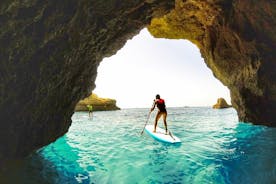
left=0, top=0, right=275, bottom=161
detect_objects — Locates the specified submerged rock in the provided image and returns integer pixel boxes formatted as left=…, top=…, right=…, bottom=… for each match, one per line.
left=213, top=98, right=232, bottom=109
left=75, top=93, right=120, bottom=111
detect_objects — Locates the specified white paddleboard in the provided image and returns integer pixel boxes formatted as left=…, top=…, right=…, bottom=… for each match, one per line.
left=145, top=125, right=181, bottom=144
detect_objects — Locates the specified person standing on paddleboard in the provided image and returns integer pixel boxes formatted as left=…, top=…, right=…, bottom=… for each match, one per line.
left=151, top=94, right=168, bottom=134
left=87, top=104, right=93, bottom=118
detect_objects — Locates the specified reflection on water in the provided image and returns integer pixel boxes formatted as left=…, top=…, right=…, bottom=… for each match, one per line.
left=222, top=123, right=276, bottom=184
left=0, top=107, right=276, bottom=183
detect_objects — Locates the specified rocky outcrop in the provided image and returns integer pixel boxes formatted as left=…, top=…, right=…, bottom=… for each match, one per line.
left=0, top=0, right=174, bottom=160
left=75, top=93, right=120, bottom=111
left=0, top=0, right=275, bottom=160
left=213, top=98, right=232, bottom=109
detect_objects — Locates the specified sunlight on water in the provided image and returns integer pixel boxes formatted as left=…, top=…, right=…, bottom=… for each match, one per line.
left=1, top=107, right=276, bottom=183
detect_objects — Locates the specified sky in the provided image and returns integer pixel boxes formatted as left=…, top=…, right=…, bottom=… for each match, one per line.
left=94, top=28, right=231, bottom=108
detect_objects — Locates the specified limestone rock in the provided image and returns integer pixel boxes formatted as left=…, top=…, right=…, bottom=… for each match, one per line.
left=75, top=93, right=120, bottom=111
left=148, top=0, right=276, bottom=126
left=0, top=0, right=174, bottom=160
left=213, top=98, right=232, bottom=109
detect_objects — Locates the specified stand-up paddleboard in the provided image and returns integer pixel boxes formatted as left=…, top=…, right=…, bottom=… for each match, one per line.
left=145, top=125, right=181, bottom=143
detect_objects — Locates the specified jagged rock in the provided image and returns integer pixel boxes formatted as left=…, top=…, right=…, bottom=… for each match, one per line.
left=75, top=93, right=120, bottom=111
left=0, top=0, right=275, bottom=160
left=213, top=98, right=232, bottom=109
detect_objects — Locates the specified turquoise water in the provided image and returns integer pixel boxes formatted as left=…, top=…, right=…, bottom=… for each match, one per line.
left=2, top=107, right=276, bottom=183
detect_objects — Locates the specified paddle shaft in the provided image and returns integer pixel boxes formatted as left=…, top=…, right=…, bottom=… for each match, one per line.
left=168, top=131, right=175, bottom=140
left=140, top=111, right=151, bottom=135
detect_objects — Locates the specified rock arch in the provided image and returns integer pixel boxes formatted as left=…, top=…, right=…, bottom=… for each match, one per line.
left=0, top=0, right=275, bottom=159
left=148, top=0, right=276, bottom=126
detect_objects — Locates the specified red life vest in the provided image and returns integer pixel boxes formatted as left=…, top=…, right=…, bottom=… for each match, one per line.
left=156, top=99, right=166, bottom=111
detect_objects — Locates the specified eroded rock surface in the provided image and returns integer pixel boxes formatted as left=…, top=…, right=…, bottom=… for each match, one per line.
left=148, top=0, right=276, bottom=126
left=0, top=0, right=174, bottom=160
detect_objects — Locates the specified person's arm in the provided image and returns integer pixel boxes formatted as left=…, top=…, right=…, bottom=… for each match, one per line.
left=150, top=100, right=156, bottom=112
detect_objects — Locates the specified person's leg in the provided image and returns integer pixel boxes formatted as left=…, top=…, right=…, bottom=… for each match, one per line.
left=162, top=112, right=168, bottom=134
left=154, top=111, right=162, bottom=132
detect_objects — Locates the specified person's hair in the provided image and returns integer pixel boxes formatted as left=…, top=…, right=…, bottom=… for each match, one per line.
left=156, top=94, right=160, bottom=99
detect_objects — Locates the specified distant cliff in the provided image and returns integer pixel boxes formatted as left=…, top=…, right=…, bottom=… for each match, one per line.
left=75, top=93, right=120, bottom=111
left=213, top=98, right=232, bottom=109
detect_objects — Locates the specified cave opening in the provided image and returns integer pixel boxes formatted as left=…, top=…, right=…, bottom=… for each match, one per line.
left=94, top=28, right=231, bottom=108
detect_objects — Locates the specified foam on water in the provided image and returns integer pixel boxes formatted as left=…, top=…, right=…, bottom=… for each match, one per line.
left=2, top=107, right=276, bottom=183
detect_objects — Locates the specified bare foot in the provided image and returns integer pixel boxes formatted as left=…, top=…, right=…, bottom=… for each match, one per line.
left=153, top=130, right=156, bottom=133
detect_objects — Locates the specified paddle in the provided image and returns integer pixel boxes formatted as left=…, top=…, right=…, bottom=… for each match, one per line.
left=140, top=111, right=151, bottom=135
left=168, top=130, right=175, bottom=140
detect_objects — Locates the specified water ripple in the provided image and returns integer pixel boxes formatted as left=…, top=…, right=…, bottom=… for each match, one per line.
left=1, top=107, right=276, bottom=184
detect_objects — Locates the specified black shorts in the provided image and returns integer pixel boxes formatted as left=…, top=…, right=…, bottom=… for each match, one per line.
left=158, top=108, right=167, bottom=113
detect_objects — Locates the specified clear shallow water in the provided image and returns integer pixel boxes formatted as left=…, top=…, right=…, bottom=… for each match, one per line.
left=2, top=107, right=276, bottom=184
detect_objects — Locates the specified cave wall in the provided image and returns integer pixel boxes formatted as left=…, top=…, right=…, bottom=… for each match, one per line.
left=0, top=0, right=275, bottom=160
left=0, top=0, right=174, bottom=160
left=148, top=0, right=276, bottom=125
